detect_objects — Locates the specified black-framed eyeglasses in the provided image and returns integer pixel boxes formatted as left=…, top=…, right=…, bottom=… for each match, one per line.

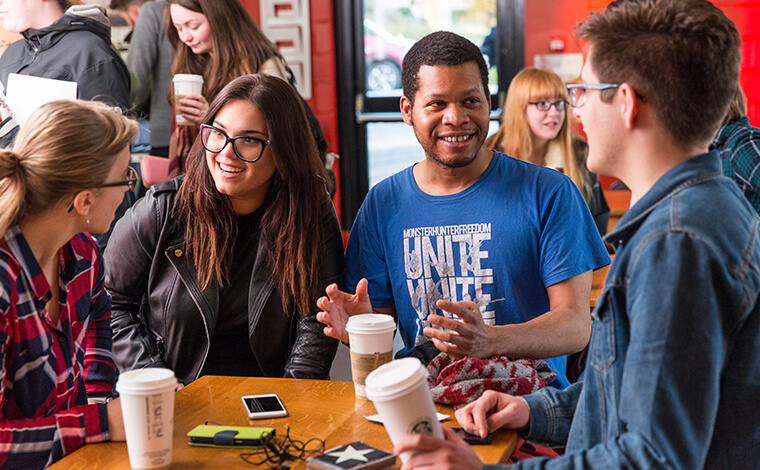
left=200, top=124, right=271, bottom=163
left=528, top=100, right=568, bottom=112
left=566, top=83, right=646, bottom=108
left=65, top=166, right=139, bottom=213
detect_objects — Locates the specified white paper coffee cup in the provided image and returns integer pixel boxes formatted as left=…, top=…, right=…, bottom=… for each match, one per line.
left=172, top=74, right=204, bottom=126
left=116, top=368, right=177, bottom=469
left=365, top=357, right=443, bottom=462
left=346, top=314, right=396, bottom=398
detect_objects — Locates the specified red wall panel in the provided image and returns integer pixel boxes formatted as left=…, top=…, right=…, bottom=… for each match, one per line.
left=524, top=0, right=588, bottom=67
left=719, top=3, right=760, bottom=125
left=526, top=0, right=760, bottom=125
left=241, top=0, right=262, bottom=23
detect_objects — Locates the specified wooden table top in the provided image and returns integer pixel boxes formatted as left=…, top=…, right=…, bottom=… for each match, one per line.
left=50, top=376, right=519, bottom=469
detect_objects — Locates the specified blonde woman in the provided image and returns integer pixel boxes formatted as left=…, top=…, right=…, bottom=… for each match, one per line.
left=486, top=68, right=609, bottom=234
left=0, top=100, right=137, bottom=468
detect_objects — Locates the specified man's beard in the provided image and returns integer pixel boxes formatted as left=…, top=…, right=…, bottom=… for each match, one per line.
left=412, top=121, right=486, bottom=169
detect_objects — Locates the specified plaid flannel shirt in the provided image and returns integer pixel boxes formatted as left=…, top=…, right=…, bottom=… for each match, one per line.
left=712, top=117, right=760, bottom=212
left=0, top=227, right=117, bottom=469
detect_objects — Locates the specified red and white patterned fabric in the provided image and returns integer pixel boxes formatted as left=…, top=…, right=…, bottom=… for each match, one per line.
left=0, top=227, right=116, bottom=469
left=426, top=353, right=557, bottom=407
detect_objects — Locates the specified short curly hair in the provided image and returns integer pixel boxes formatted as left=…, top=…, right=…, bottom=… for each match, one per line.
left=401, top=31, right=489, bottom=106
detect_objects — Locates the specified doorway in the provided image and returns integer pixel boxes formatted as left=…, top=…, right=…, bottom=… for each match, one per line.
left=335, top=0, right=525, bottom=228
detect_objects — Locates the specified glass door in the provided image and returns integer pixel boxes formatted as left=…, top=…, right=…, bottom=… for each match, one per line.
left=336, top=0, right=525, bottom=227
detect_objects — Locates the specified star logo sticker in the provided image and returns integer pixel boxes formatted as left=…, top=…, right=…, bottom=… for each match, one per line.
left=326, top=444, right=375, bottom=464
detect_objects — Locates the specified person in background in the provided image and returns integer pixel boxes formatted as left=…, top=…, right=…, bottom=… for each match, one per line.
left=0, top=100, right=137, bottom=469
left=317, top=31, right=609, bottom=390
left=0, top=0, right=133, bottom=250
left=0, top=1, right=131, bottom=145
left=105, top=74, right=343, bottom=385
left=711, top=85, right=760, bottom=212
left=111, top=0, right=144, bottom=30
left=479, top=26, right=496, bottom=69
left=111, top=0, right=174, bottom=158
left=165, top=0, right=327, bottom=183
left=486, top=67, right=609, bottom=235
left=394, top=1, right=760, bottom=468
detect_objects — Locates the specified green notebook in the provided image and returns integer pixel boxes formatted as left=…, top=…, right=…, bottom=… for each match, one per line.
left=187, top=425, right=275, bottom=448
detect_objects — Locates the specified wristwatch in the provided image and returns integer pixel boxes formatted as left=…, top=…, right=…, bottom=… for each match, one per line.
left=88, top=396, right=113, bottom=405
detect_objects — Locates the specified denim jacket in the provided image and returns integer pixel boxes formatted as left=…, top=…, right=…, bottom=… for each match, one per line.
left=486, top=152, right=760, bottom=469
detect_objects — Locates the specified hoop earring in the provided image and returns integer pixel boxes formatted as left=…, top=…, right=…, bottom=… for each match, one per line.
left=87, top=215, right=90, bottom=226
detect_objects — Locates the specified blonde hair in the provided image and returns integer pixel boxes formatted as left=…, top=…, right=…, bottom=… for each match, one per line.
left=0, top=100, right=138, bottom=235
left=722, top=85, right=747, bottom=127
left=486, top=67, right=592, bottom=200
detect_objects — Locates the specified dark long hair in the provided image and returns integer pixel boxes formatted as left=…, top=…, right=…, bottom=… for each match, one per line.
left=165, top=0, right=286, bottom=104
left=175, top=74, right=328, bottom=316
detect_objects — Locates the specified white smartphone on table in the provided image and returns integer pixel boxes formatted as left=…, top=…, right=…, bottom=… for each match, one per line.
left=241, top=394, right=288, bottom=419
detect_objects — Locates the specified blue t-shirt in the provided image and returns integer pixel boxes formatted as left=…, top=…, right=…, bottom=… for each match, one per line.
left=346, top=151, right=610, bottom=387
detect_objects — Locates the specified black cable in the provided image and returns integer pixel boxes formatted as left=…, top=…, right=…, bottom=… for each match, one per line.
left=239, top=426, right=325, bottom=468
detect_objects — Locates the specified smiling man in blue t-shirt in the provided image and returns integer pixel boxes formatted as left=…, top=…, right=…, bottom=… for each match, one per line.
left=317, top=31, right=609, bottom=387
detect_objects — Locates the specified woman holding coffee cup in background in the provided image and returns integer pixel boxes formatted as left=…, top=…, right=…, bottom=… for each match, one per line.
left=165, top=0, right=327, bottom=180
left=105, top=74, right=344, bottom=385
left=0, top=100, right=137, bottom=468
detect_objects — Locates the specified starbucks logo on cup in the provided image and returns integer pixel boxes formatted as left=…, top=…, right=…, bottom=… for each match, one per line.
left=409, top=418, right=435, bottom=436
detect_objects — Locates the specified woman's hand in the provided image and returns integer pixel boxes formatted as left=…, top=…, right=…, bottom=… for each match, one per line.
left=316, top=279, right=375, bottom=343
left=177, top=93, right=209, bottom=125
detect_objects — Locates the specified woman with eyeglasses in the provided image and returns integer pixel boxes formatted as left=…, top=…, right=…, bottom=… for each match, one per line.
left=165, top=0, right=328, bottom=186
left=0, top=100, right=137, bottom=468
left=486, top=67, right=609, bottom=235
left=105, top=74, right=344, bottom=385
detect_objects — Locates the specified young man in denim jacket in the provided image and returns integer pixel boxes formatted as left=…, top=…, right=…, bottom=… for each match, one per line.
left=394, top=1, right=760, bottom=468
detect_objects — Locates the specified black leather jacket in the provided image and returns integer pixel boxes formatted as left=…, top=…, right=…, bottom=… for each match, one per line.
left=0, top=6, right=131, bottom=148
left=104, top=177, right=344, bottom=384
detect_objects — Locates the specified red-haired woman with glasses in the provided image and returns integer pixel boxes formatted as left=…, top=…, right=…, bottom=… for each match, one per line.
left=105, top=74, right=343, bottom=385
left=486, top=68, right=609, bottom=235
left=0, top=100, right=138, bottom=468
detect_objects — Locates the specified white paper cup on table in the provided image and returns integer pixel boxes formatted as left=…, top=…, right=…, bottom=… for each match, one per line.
left=346, top=314, right=396, bottom=398
left=172, top=74, right=204, bottom=126
left=116, top=368, right=177, bottom=469
left=365, top=357, right=443, bottom=462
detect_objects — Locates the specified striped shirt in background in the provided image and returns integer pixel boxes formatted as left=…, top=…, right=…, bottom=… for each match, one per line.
left=0, top=227, right=117, bottom=469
